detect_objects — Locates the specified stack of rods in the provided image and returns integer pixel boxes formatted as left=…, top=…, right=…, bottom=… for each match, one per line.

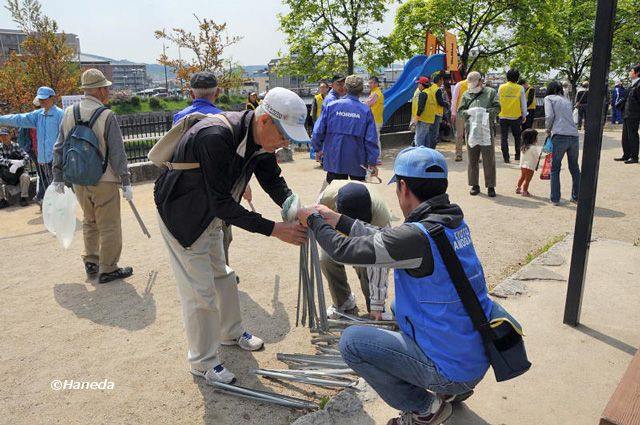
left=296, top=229, right=329, bottom=332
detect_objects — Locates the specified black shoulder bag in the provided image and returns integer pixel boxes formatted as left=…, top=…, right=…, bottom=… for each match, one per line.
left=425, top=222, right=532, bottom=382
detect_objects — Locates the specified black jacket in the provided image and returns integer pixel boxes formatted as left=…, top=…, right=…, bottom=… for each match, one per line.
left=624, top=80, right=640, bottom=120
left=154, top=110, right=292, bottom=248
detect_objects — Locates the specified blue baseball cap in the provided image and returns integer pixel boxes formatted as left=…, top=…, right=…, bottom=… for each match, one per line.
left=0, top=127, right=9, bottom=135
left=388, top=146, right=448, bottom=184
left=35, top=86, right=55, bottom=99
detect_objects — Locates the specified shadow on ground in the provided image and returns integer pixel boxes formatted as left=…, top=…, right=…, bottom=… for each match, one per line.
left=53, top=278, right=156, bottom=330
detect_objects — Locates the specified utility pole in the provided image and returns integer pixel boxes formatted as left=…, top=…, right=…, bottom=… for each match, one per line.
left=563, top=0, right=618, bottom=326
left=163, top=42, right=169, bottom=93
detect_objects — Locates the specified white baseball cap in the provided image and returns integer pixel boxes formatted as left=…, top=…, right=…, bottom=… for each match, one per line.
left=259, top=87, right=310, bottom=143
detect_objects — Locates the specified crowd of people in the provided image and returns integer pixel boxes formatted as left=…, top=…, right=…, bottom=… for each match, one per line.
left=0, top=59, right=638, bottom=425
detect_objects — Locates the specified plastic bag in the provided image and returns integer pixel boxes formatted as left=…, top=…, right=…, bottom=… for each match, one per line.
left=42, top=184, right=77, bottom=249
left=466, top=107, right=492, bottom=147
left=572, top=108, right=579, bottom=124
left=540, top=154, right=552, bottom=180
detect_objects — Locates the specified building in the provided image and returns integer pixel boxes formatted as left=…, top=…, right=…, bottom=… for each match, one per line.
left=267, top=58, right=305, bottom=91
left=111, top=60, right=148, bottom=91
left=242, top=65, right=269, bottom=95
left=0, top=28, right=80, bottom=65
left=78, top=53, right=113, bottom=82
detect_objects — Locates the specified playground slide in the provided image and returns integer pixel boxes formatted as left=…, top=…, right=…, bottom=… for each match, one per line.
left=382, top=53, right=446, bottom=124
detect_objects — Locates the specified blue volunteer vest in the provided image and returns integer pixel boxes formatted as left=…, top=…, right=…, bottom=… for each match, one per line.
left=394, top=221, right=493, bottom=382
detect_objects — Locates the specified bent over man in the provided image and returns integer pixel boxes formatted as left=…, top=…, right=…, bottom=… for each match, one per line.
left=155, top=87, right=309, bottom=385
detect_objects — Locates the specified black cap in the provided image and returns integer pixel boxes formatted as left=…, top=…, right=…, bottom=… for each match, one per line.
left=336, top=183, right=372, bottom=223
left=190, top=71, right=218, bottom=89
left=331, top=74, right=346, bottom=83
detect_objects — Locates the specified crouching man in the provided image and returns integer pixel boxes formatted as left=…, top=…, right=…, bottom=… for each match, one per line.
left=298, top=147, right=493, bottom=425
left=0, top=127, right=31, bottom=208
left=155, top=87, right=308, bottom=385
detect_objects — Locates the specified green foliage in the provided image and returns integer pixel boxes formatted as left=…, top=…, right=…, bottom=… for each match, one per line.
left=390, top=0, right=543, bottom=75
left=130, top=96, right=141, bottom=107
left=611, top=0, right=640, bottom=77
left=217, top=93, right=230, bottom=104
left=149, top=97, right=162, bottom=110
left=278, top=0, right=392, bottom=80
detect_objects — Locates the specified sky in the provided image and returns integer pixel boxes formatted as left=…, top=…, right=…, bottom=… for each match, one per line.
left=0, top=0, right=399, bottom=66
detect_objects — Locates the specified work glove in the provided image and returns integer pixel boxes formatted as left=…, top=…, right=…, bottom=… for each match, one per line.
left=122, top=185, right=133, bottom=202
left=53, top=182, right=65, bottom=194
left=281, top=193, right=301, bottom=223
left=9, top=159, right=24, bottom=174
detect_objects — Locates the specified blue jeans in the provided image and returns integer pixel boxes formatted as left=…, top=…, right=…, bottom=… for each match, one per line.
left=427, top=115, right=442, bottom=148
left=550, top=135, right=581, bottom=203
left=414, top=121, right=430, bottom=147
left=611, top=107, right=623, bottom=124
left=339, top=326, right=481, bottom=412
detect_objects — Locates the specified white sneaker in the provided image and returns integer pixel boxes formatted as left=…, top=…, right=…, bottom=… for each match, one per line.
left=221, top=331, right=264, bottom=351
left=191, top=364, right=236, bottom=385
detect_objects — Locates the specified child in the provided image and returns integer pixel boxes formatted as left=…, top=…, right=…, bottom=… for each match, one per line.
left=517, top=129, right=542, bottom=197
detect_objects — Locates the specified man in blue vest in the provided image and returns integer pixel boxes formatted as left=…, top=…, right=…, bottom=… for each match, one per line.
left=312, top=75, right=379, bottom=184
left=298, top=146, right=493, bottom=425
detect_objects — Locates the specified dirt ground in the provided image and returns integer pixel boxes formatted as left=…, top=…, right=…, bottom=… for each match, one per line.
left=0, top=130, right=638, bottom=424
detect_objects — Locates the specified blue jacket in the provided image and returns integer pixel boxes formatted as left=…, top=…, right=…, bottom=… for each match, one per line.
left=312, top=94, right=379, bottom=177
left=0, top=106, right=63, bottom=163
left=173, top=98, right=222, bottom=124
left=395, top=221, right=493, bottom=383
left=612, top=85, right=626, bottom=108
left=322, top=89, right=341, bottom=109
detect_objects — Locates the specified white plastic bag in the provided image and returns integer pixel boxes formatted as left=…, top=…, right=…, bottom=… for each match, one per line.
left=42, top=184, right=77, bottom=249
left=466, top=107, right=492, bottom=147
left=573, top=108, right=579, bottom=124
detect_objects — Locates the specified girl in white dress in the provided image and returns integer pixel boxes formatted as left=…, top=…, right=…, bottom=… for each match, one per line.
left=516, top=129, right=542, bottom=197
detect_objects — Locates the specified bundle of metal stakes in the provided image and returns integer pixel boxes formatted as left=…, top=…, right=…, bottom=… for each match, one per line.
left=296, top=229, right=329, bottom=332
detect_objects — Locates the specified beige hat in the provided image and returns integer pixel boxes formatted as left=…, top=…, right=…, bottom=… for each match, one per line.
left=345, top=75, right=363, bottom=93
left=80, top=68, right=112, bottom=89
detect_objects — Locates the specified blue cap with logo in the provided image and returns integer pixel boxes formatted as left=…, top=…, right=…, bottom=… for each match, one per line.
left=36, top=86, right=55, bottom=99
left=388, top=146, right=448, bottom=184
left=0, top=127, right=9, bottom=135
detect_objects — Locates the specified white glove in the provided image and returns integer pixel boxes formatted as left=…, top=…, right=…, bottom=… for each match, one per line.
left=9, top=159, right=24, bottom=174
left=53, top=182, right=65, bottom=194
left=122, top=185, right=133, bottom=202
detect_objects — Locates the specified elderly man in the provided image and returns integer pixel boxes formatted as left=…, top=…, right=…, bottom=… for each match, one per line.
left=318, top=180, right=391, bottom=320
left=458, top=71, right=500, bottom=198
left=312, top=75, right=379, bottom=184
left=322, top=75, right=347, bottom=108
left=0, top=86, right=63, bottom=203
left=53, top=69, right=133, bottom=284
left=0, top=127, right=31, bottom=208
left=173, top=72, right=222, bottom=124
left=155, top=87, right=309, bottom=385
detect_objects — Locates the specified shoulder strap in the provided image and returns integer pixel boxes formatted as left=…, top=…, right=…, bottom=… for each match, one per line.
left=165, top=113, right=234, bottom=171
left=73, top=104, right=81, bottom=125
left=88, top=106, right=108, bottom=128
left=413, top=221, right=497, bottom=345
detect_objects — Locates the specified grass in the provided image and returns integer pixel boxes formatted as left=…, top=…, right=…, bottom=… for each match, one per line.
left=318, top=395, right=331, bottom=409
left=111, top=99, right=190, bottom=115
left=523, top=233, right=567, bottom=264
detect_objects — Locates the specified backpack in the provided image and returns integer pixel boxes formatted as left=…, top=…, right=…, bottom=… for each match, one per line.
left=62, top=104, right=109, bottom=185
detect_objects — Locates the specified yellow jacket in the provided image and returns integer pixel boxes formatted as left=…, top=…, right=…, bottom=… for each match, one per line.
left=369, top=87, right=384, bottom=125
left=498, top=81, right=525, bottom=119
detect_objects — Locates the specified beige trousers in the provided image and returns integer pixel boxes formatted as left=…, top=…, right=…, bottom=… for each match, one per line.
left=74, top=182, right=122, bottom=273
left=0, top=172, right=30, bottom=199
left=159, top=216, right=243, bottom=372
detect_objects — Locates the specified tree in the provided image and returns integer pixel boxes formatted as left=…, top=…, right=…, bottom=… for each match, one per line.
left=155, top=16, right=244, bottom=90
left=389, top=0, right=550, bottom=77
left=277, top=0, right=392, bottom=80
left=611, top=0, right=640, bottom=78
left=0, top=0, right=79, bottom=112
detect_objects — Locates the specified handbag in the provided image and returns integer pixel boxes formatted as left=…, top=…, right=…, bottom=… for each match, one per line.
left=425, top=223, right=532, bottom=382
left=540, top=154, right=552, bottom=180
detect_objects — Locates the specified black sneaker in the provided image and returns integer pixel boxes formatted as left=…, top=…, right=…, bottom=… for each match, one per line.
left=614, top=157, right=629, bottom=162
left=84, top=262, right=99, bottom=276
left=503, top=156, right=510, bottom=164
left=488, top=187, right=496, bottom=197
left=624, top=158, right=639, bottom=164
left=19, top=197, right=28, bottom=207
left=99, top=266, right=133, bottom=284
left=0, top=199, right=9, bottom=209
left=470, top=186, right=480, bottom=196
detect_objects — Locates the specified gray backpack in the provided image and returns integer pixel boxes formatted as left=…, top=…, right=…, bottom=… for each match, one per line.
left=62, top=104, right=108, bottom=185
